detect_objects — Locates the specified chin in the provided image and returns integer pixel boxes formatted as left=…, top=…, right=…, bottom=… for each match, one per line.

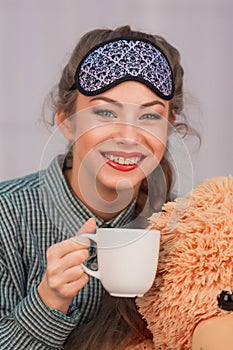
left=97, top=170, right=142, bottom=193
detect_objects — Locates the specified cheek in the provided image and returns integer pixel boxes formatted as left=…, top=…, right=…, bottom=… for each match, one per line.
left=155, top=141, right=167, bottom=162
left=152, top=143, right=166, bottom=166
left=73, top=133, right=97, bottom=158
left=72, top=127, right=109, bottom=166
left=147, top=128, right=168, bottom=159
left=138, top=134, right=167, bottom=178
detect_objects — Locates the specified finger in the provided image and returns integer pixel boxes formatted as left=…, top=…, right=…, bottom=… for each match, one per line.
left=47, top=219, right=96, bottom=262
left=47, top=239, right=88, bottom=261
left=71, top=217, right=97, bottom=246
left=60, top=273, right=89, bottom=298
left=48, top=267, right=89, bottom=298
left=77, top=217, right=96, bottom=235
left=60, top=248, right=89, bottom=271
left=63, top=265, right=86, bottom=283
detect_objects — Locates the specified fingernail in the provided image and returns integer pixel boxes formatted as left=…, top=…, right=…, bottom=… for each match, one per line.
left=86, top=218, right=96, bottom=227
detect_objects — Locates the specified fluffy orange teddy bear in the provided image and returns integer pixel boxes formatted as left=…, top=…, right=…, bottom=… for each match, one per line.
left=125, top=175, right=233, bottom=350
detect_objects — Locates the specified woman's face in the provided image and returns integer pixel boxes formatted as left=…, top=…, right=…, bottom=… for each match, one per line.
left=64, top=81, right=170, bottom=203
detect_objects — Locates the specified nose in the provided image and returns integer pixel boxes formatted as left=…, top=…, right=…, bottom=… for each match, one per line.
left=112, top=124, right=143, bottom=145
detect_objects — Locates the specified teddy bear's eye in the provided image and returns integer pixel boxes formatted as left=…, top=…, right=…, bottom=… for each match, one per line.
left=217, top=291, right=233, bottom=311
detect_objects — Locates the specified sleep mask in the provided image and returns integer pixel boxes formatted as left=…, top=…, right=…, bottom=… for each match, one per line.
left=69, top=37, right=175, bottom=100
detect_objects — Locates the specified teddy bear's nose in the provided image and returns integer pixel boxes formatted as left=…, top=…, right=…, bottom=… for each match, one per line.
left=217, top=291, right=233, bottom=311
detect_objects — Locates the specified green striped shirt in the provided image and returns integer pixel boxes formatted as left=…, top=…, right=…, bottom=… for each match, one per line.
left=0, top=154, right=136, bottom=349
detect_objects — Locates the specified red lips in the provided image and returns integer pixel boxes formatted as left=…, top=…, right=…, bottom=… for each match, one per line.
left=106, top=161, right=139, bottom=172
left=101, top=151, right=145, bottom=172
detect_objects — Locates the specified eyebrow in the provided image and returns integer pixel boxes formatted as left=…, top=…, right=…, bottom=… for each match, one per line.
left=90, top=96, right=166, bottom=108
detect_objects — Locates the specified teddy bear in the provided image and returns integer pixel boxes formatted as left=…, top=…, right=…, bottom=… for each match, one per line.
left=124, top=175, right=233, bottom=350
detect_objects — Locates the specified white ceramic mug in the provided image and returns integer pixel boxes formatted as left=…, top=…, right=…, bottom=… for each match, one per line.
left=80, top=228, right=160, bottom=297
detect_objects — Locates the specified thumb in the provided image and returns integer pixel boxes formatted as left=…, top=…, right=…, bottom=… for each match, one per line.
left=78, top=218, right=96, bottom=235
left=70, top=218, right=96, bottom=246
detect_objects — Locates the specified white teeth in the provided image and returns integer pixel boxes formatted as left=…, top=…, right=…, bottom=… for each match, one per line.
left=103, top=153, right=141, bottom=165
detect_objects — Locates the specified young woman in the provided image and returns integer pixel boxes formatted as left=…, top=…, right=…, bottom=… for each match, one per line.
left=0, top=25, right=194, bottom=349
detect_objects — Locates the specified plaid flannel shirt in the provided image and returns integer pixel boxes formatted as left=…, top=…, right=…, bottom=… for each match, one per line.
left=0, top=154, right=136, bottom=350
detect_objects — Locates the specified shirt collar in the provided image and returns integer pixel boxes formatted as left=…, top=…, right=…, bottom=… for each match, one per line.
left=40, top=155, right=136, bottom=237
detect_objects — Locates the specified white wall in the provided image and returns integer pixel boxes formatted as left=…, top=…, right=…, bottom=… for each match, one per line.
left=1, top=0, right=233, bottom=191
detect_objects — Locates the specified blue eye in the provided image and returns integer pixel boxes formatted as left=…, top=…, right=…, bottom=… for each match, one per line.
left=139, top=113, right=162, bottom=120
left=93, top=109, right=116, bottom=119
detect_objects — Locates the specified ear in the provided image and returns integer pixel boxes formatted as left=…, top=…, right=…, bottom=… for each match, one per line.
left=169, top=110, right=176, bottom=125
left=56, top=110, right=74, bottom=141
left=168, top=110, right=176, bottom=135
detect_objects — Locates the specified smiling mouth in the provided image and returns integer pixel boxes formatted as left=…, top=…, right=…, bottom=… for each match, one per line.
left=101, top=152, right=145, bottom=171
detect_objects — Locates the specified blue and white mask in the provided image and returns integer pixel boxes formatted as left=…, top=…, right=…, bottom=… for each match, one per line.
left=69, top=37, right=175, bottom=100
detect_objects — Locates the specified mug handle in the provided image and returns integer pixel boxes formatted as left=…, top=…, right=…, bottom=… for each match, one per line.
left=79, top=233, right=101, bottom=280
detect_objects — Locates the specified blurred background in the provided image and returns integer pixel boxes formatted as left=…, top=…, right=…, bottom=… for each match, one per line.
left=0, top=0, right=232, bottom=192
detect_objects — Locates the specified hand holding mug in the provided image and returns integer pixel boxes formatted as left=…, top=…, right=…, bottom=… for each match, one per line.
left=37, top=218, right=96, bottom=314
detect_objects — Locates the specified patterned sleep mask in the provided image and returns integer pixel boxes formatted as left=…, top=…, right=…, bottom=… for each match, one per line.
left=69, top=37, right=175, bottom=100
